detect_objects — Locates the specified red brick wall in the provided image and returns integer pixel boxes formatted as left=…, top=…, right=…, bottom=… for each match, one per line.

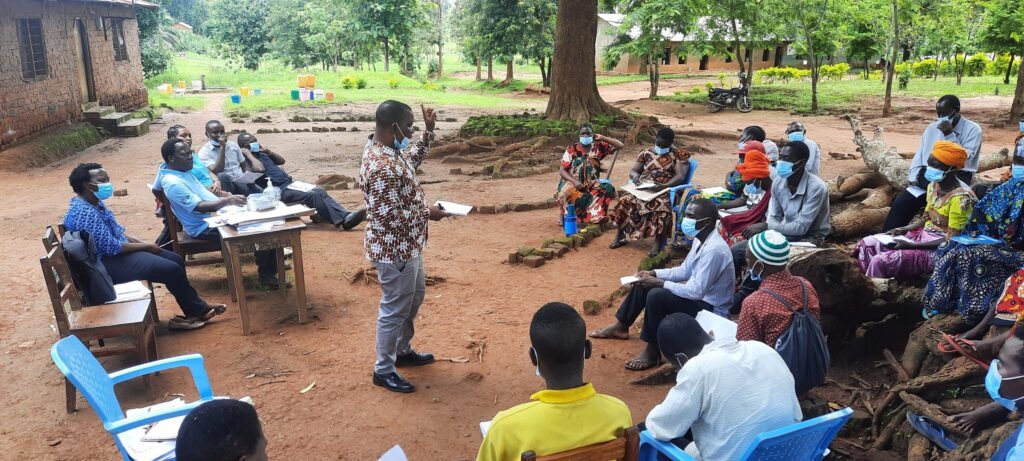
left=0, top=1, right=148, bottom=149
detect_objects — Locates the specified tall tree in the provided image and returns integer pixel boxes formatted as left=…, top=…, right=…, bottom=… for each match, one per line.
left=784, top=0, right=847, bottom=112
left=451, top=0, right=488, bottom=80
left=845, top=0, right=888, bottom=79
left=477, top=0, right=532, bottom=84
left=206, top=0, right=270, bottom=69
left=545, top=0, right=617, bottom=121
left=268, top=0, right=318, bottom=68
left=351, top=0, right=421, bottom=72
left=929, top=0, right=986, bottom=86
left=520, top=0, right=557, bottom=87
left=882, top=0, right=898, bottom=116
left=979, top=0, right=1024, bottom=84
left=163, top=0, right=208, bottom=33
left=696, top=0, right=782, bottom=78
left=603, top=0, right=702, bottom=98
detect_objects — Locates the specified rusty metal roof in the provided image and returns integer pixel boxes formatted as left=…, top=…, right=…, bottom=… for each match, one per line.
left=66, top=0, right=160, bottom=9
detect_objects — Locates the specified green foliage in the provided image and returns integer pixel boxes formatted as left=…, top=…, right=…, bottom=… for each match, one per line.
left=206, top=0, right=271, bottom=70
left=163, top=0, right=208, bottom=34
left=939, top=60, right=956, bottom=77
left=819, top=63, right=850, bottom=81
left=984, top=54, right=1021, bottom=79
left=912, top=59, right=938, bottom=78
left=141, top=37, right=174, bottom=78
left=171, top=30, right=211, bottom=54
left=460, top=114, right=616, bottom=137
left=965, top=53, right=990, bottom=77
left=755, top=67, right=808, bottom=84
left=705, top=81, right=715, bottom=89
left=31, top=124, right=103, bottom=168
left=388, top=78, right=400, bottom=89
left=341, top=76, right=356, bottom=89
left=689, top=86, right=703, bottom=94
left=356, top=77, right=368, bottom=89
left=421, top=81, right=445, bottom=91
left=978, top=0, right=1024, bottom=56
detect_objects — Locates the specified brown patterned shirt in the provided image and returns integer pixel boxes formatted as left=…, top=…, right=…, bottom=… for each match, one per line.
left=359, top=131, right=435, bottom=263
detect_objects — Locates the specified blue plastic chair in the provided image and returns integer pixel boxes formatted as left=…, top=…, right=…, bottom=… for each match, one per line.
left=50, top=335, right=215, bottom=460
left=638, top=407, right=854, bottom=461
left=664, top=158, right=700, bottom=248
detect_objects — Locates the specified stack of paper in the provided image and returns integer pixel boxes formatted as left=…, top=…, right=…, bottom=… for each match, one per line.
left=620, top=275, right=640, bottom=286
left=696, top=311, right=737, bottom=339
left=107, top=281, right=151, bottom=304
left=286, top=181, right=317, bottom=193
left=237, top=219, right=285, bottom=233
left=119, top=398, right=186, bottom=461
left=435, top=201, right=474, bottom=216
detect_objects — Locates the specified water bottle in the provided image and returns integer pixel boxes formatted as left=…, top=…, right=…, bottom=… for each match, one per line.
left=564, top=204, right=578, bottom=236
left=265, top=182, right=281, bottom=203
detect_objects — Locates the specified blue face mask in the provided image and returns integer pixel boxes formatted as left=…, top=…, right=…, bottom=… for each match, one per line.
left=924, top=166, right=949, bottom=183
left=1019, top=121, right=1024, bottom=133
left=249, top=141, right=261, bottom=153
left=743, top=183, right=762, bottom=197
left=776, top=160, right=795, bottom=179
left=579, top=136, right=594, bottom=146
left=1012, top=165, right=1024, bottom=180
left=738, top=141, right=746, bottom=150
left=747, top=261, right=764, bottom=282
left=937, top=114, right=953, bottom=124
left=93, top=182, right=114, bottom=200
left=654, top=145, right=671, bottom=156
left=788, top=132, right=805, bottom=142
left=985, top=359, right=1024, bottom=411
left=392, top=124, right=411, bottom=150
left=680, top=217, right=706, bottom=237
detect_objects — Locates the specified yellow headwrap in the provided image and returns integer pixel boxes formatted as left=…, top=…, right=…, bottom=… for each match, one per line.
left=931, top=140, right=968, bottom=169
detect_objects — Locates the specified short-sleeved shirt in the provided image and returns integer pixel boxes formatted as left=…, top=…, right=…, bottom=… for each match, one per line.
left=924, top=181, right=976, bottom=236
left=197, top=140, right=246, bottom=180
left=159, top=164, right=219, bottom=237
left=476, top=383, right=632, bottom=461
left=254, top=151, right=293, bottom=188
left=63, top=196, right=128, bottom=258
left=561, top=141, right=615, bottom=183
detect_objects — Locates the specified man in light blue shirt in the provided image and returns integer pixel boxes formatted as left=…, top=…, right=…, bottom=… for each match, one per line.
left=590, top=198, right=735, bottom=372
left=160, top=138, right=279, bottom=285
left=883, top=95, right=983, bottom=231
left=197, top=120, right=264, bottom=196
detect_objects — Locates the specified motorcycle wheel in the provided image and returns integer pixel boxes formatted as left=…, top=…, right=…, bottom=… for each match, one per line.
left=708, top=102, right=724, bottom=113
left=737, top=96, right=753, bottom=113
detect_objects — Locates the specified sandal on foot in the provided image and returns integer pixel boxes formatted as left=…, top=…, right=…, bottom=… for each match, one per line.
left=937, top=333, right=988, bottom=369
left=624, top=358, right=662, bottom=372
left=168, top=317, right=206, bottom=331
left=609, top=240, right=627, bottom=249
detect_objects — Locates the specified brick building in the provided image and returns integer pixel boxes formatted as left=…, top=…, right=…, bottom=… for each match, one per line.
left=0, top=0, right=156, bottom=149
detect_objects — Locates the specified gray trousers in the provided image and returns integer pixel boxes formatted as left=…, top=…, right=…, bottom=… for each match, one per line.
left=373, top=255, right=425, bottom=374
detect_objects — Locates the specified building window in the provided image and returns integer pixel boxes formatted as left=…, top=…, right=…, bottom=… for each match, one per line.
left=762, top=48, right=771, bottom=62
left=678, top=54, right=687, bottom=65
left=662, top=48, right=671, bottom=65
left=17, top=18, right=48, bottom=80
left=111, top=19, right=129, bottom=61
left=699, top=55, right=709, bottom=70
left=725, top=46, right=733, bottom=63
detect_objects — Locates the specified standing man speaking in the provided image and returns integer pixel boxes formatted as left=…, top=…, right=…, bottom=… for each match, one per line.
left=360, top=101, right=448, bottom=393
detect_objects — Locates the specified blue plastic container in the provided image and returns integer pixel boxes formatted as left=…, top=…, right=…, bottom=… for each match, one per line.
left=564, top=204, right=578, bottom=236
left=230, top=95, right=241, bottom=104
left=253, top=88, right=262, bottom=96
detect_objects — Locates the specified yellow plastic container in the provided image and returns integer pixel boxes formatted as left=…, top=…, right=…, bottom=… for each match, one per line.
left=306, top=75, right=316, bottom=88
left=240, top=86, right=251, bottom=96
left=177, top=80, right=186, bottom=88
left=297, top=75, right=307, bottom=87
left=325, top=92, right=335, bottom=101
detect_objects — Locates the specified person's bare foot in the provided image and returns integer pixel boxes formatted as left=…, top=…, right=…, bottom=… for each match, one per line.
left=948, top=402, right=1009, bottom=435
left=968, top=337, right=1005, bottom=362
left=624, top=346, right=662, bottom=371
left=590, top=323, right=629, bottom=340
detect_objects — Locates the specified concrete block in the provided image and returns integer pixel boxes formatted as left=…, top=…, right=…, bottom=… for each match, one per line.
left=546, top=243, right=570, bottom=256
left=449, top=168, right=462, bottom=175
left=477, top=205, right=496, bottom=214
left=511, top=203, right=533, bottom=212
left=533, top=248, right=555, bottom=259
left=582, top=300, right=602, bottom=315
left=522, top=255, right=546, bottom=268
left=508, top=252, right=521, bottom=264
left=497, top=204, right=510, bottom=213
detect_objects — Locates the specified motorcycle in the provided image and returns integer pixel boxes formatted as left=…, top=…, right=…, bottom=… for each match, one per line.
left=707, top=72, right=753, bottom=113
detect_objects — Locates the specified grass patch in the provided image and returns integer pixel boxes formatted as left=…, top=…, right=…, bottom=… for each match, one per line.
left=130, top=105, right=161, bottom=121
left=226, top=88, right=539, bottom=111
left=459, top=114, right=617, bottom=137
left=595, top=73, right=694, bottom=86
left=2, top=123, right=104, bottom=171
left=660, top=76, right=1017, bottom=114
left=149, top=91, right=206, bottom=111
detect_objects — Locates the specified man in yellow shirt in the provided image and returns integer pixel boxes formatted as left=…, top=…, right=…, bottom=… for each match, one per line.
left=477, top=302, right=632, bottom=461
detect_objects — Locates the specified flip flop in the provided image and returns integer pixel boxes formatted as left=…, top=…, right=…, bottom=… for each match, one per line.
left=167, top=317, right=206, bottom=331
left=624, top=358, right=662, bottom=372
left=906, top=410, right=959, bottom=451
left=937, top=333, right=989, bottom=369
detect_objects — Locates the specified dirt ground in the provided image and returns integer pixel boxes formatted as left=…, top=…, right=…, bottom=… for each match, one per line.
left=1, top=83, right=1021, bottom=460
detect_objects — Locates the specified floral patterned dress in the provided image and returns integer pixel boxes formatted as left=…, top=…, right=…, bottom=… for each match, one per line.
left=556, top=141, right=618, bottom=224
left=610, top=147, right=691, bottom=240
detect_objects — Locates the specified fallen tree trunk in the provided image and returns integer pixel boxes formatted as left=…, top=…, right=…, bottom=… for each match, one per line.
left=845, top=115, right=1011, bottom=192
left=830, top=205, right=890, bottom=238
left=787, top=248, right=877, bottom=312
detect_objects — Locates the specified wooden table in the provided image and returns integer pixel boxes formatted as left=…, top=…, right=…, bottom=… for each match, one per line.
left=218, top=219, right=307, bottom=335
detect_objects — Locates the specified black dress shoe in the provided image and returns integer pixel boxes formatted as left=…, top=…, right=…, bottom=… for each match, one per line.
left=373, top=372, right=415, bottom=393
left=396, top=351, right=435, bottom=367
left=340, top=208, right=368, bottom=230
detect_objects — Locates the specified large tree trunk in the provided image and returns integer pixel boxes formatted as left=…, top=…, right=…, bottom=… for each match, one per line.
left=503, top=59, right=514, bottom=83
left=1013, top=42, right=1024, bottom=123
left=731, top=19, right=745, bottom=75
left=545, top=0, right=618, bottom=121
left=648, top=57, right=660, bottom=98
left=475, top=56, right=482, bottom=81
left=882, top=0, right=898, bottom=116
left=844, top=115, right=1011, bottom=191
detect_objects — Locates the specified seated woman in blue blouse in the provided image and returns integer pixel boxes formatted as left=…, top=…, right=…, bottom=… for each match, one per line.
left=63, top=162, right=226, bottom=331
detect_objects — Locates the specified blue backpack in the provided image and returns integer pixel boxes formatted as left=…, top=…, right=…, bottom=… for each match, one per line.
left=762, top=281, right=830, bottom=395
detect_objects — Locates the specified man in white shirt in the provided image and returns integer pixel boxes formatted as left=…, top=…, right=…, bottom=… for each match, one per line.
left=883, top=95, right=983, bottom=230
left=645, top=313, right=802, bottom=461
left=590, top=198, right=736, bottom=371
left=784, top=121, right=820, bottom=176
left=197, top=120, right=264, bottom=196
